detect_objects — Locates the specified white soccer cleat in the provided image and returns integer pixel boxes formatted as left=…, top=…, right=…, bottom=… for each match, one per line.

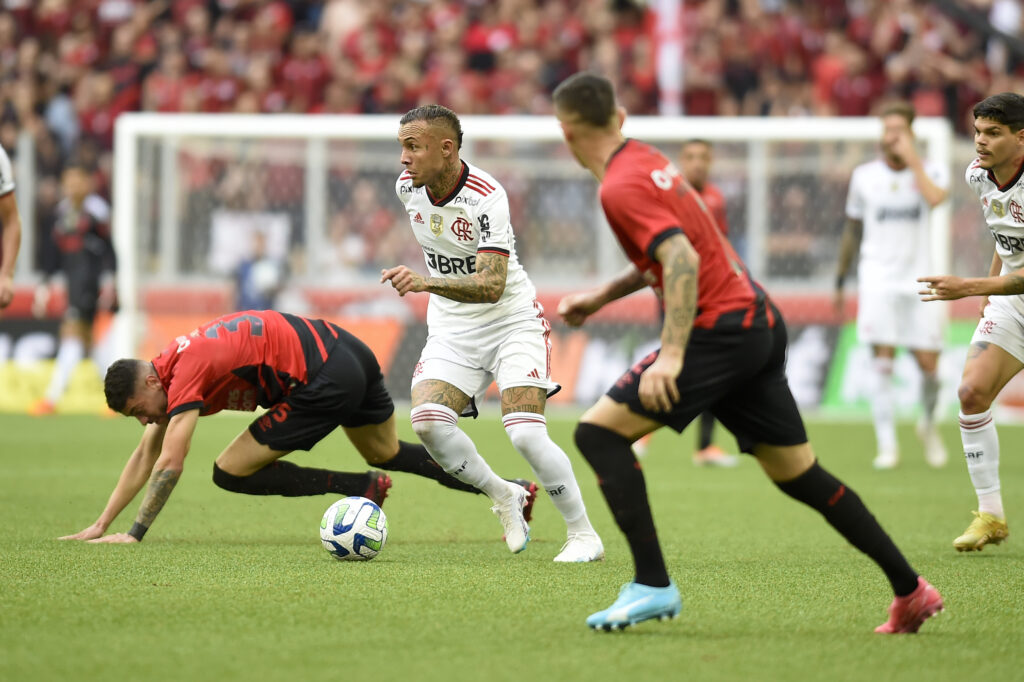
left=553, top=531, right=605, bottom=562
left=491, top=483, right=530, bottom=553
left=917, top=421, right=948, bottom=468
left=872, top=449, right=899, bottom=470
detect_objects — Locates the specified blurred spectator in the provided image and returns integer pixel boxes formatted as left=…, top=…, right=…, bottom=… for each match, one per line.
left=0, top=0, right=1023, bottom=282
left=234, top=228, right=288, bottom=311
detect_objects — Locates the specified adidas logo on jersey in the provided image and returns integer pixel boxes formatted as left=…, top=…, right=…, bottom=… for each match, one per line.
left=527, top=368, right=540, bottom=379
left=412, top=212, right=424, bottom=224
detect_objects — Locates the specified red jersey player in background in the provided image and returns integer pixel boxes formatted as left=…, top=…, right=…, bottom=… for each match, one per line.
left=635, top=139, right=739, bottom=467
left=552, top=72, right=942, bottom=633
left=59, top=310, right=535, bottom=544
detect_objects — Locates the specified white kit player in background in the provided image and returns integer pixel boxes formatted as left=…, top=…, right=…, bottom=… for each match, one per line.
left=919, top=92, right=1024, bottom=552
left=835, top=102, right=950, bottom=470
left=0, top=142, right=22, bottom=310
left=380, top=104, right=603, bottom=561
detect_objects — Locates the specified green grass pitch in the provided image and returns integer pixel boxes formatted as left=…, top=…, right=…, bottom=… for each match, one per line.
left=2, top=411, right=1022, bottom=682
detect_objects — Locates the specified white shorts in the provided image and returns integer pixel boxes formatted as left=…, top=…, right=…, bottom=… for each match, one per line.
left=971, top=295, right=1024, bottom=364
left=857, top=289, right=943, bottom=351
left=411, top=311, right=560, bottom=401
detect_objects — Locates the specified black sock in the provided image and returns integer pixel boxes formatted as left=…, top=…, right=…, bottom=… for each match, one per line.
left=775, top=461, right=918, bottom=596
left=575, top=422, right=670, bottom=587
left=213, top=461, right=371, bottom=497
left=377, top=441, right=481, bottom=494
left=698, top=411, right=715, bottom=450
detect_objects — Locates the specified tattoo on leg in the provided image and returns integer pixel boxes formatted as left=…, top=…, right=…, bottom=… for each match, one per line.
left=501, top=386, right=547, bottom=415
left=967, top=342, right=990, bottom=360
left=412, top=380, right=471, bottom=412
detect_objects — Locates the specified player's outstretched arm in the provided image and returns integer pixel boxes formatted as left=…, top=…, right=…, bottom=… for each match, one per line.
left=58, top=422, right=167, bottom=540
left=640, top=233, right=698, bottom=413
left=88, top=410, right=199, bottom=544
left=834, top=218, right=862, bottom=315
left=918, top=251, right=1024, bottom=301
left=0, top=190, right=22, bottom=309
left=557, top=264, right=646, bottom=327
left=381, top=252, right=508, bottom=303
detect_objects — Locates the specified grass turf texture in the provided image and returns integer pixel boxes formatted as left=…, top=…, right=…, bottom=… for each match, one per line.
left=2, top=412, right=1022, bottom=682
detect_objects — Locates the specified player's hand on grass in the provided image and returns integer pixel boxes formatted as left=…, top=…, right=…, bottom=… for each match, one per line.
left=87, top=533, right=139, bottom=544
left=380, top=266, right=426, bottom=296
left=58, top=522, right=108, bottom=541
left=557, top=292, right=601, bottom=327
left=917, top=275, right=971, bottom=301
left=639, top=353, right=682, bottom=413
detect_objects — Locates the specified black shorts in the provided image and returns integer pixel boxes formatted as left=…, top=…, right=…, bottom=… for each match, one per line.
left=606, top=304, right=807, bottom=454
left=248, top=327, right=395, bottom=452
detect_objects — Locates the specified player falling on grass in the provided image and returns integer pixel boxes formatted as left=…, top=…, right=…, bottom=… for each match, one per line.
left=59, top=310, right=536, bottom=543
left=835, top=102, right=950, bottom=470
left=381, top=104, right=603, bottom=561
left=552, top=72, right=942, bottom=632
left=0, top=141, right=22, bottom=311
left=918, top=92, right=1024, bottom=552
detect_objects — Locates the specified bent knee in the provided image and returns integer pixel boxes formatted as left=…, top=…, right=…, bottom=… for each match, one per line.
left=212, top=462, right=246, bottom=491
left=958, top=382, right=994, bottom=414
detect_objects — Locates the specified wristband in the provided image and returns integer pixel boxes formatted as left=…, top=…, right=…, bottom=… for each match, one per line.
left=128, top=522, right=149, bottom=541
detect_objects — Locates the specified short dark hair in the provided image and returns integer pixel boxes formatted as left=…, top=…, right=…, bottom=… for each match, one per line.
left=104, top=359, right=145, bottom=412
left=400, top=104, right=464, bottom=149
left=880, top=101, right=916, bottom=125
left=552, top=73, right=617, bottom=127
left=973, top=92, right=1024, bottom=132
left=681, top=138, right=712, bottom=150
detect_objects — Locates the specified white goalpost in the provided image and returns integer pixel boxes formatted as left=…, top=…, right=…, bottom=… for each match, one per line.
left=111, top=113, right=956, bottom=363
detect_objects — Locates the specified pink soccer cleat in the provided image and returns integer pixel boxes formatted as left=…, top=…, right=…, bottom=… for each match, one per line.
left=875, top=577, right=944, bottom=634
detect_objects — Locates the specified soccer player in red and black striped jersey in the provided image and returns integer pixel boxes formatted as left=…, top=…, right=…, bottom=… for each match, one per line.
left=59, top=310, right=531, bottom=543
left=553, top=73, right=942, bottom=633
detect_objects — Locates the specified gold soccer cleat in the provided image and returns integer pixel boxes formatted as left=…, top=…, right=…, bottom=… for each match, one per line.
left=953, top=511, right=1008, bottom=552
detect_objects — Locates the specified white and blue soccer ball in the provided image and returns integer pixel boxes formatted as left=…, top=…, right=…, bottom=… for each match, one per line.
left=320, top=496, right=388, bottom=561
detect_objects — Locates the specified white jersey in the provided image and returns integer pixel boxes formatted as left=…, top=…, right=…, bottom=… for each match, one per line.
left=965, top=156, right=1024, bottom=316
left=846, top=157, right=949, bottom=293
left=396, top=160, right=537, bottom=332
left=0, top=143, right=14, bottom=196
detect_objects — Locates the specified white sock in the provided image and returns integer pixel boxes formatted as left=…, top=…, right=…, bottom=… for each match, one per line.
left=921, top=371, right=940, bottom=426
left=503, top=412, right=595, bottom=535
left=870, top=356, right=897, bottom=455
left=46, top=337, right=84, bottom=403
left=959, top=410, right=1004, bottom=518
left=410, top=404, right=509, bottom=500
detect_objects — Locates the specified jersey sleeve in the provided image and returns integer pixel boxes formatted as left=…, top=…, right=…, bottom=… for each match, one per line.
left=0, top=144, right=13, bottom=196
left=395, top=173, right=412, bottom=205
left=475, top=187, right=512, bottom=257
left=845, top=166, right=865, bottom=220
left=164, top=349, right=215, bottom=416
left=600, top=176, right=683, bottom=260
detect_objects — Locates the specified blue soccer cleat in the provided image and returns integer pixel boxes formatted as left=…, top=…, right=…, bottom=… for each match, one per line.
left=586, top=581, right=682, bottom=631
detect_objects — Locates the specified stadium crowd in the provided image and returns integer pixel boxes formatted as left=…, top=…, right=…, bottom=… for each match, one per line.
left=1, top=0, right=1022, bottom=269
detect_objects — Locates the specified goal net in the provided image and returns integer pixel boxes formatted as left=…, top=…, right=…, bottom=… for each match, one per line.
left=111, top=113, right=987, bottom=415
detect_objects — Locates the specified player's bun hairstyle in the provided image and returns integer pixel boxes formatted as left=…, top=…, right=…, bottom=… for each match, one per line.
left=400, top=104, right=464, bottom=149
left=552, top=73, right=617, bottom=127
left=104, top=358, right=145, bottom=412
left=879, top=101, right=915, bottom=125
left=973, top=92, right=1024, bottom=132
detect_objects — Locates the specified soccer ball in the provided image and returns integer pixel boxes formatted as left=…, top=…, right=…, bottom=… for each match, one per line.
left=320, top=496, right=388, bottom=561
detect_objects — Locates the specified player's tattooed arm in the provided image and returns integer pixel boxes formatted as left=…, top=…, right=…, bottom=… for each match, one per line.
left=835, top=218, right=863, bottom=286
left=131, top=409, right=198, bottom=535
left=425, top=251, right=508, bottom=303
left=134, top=469, right=182, bottom=528
left=654, top=233, right=699, bottom=356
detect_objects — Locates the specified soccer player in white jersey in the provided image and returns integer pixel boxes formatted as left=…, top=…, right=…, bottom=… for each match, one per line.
left=919, top=92, right=1024, bottom=551
left=835, top=102, right=950, bottom=470
left=0, top=142, right=22, bottom=310
left=380, top=104, right=604, bottom=561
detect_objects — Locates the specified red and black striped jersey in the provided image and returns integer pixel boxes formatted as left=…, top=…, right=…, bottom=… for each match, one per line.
left=151, top=310, right=340, bottom=417
left=601, top=139, right=767, bottom=329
